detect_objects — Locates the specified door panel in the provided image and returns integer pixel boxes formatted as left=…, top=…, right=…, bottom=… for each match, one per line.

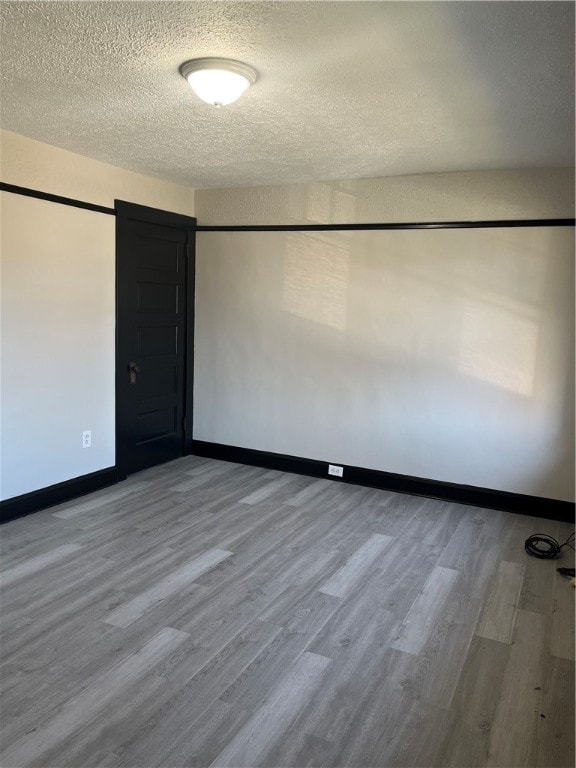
left=116, top=204, right=195, bottom=476
left=137, top=281, right=178, bottom=313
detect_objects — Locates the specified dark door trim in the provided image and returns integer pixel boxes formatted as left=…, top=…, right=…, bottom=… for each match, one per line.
left=115, top=200, right=197, bottom=229
left=184, top=229, right=196, bottom=455
left=115, top=200, right=197, bottom=479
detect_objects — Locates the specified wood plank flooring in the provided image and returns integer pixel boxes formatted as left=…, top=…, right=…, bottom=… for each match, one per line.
left=0, top=456, right=574, bottom=768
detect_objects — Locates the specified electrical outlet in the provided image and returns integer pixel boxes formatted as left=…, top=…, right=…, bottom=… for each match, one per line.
left=82, top=430, right=92, bottom=448
left=328, top=464, right=343, bottom=477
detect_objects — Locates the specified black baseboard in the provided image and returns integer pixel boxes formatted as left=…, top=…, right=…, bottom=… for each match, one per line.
left=191, top=440, right=575, bottom=523
left=0, top=467, right=119, bottom=524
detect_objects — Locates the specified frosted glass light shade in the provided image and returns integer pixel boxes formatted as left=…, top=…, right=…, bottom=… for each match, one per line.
left=186, top=69, right=249, bottom=106
left=180, top=58, right=258, bottom=106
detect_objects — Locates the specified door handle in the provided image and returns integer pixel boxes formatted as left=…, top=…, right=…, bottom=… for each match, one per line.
left=128, top=362, right=141, bottom=384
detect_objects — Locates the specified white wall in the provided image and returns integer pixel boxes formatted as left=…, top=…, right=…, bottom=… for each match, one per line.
left=194, top=171, right=575, bottom=501
left=0, top=131, right=195, bottom=501
left=195, top=168, right=575, bottom=225
left=0, top=130, right=195, bottom=213
left=2, top=137, right=573, bottom=504
left=0, top=193, right=115, bottom=499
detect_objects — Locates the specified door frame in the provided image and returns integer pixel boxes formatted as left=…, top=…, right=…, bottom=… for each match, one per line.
left=115, top=200, right=197, bottom=479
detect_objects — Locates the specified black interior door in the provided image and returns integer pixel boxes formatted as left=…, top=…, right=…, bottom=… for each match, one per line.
left=116, top=201, right=196, bottom=476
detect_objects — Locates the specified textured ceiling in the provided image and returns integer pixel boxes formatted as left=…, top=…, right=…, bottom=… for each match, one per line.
left=0, top=1, right=574, bottom=189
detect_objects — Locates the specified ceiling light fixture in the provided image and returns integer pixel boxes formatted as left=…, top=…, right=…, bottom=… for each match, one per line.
left=180, top=57, right=258, bottom=107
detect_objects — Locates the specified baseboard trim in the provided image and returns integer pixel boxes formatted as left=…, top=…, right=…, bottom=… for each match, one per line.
left=191, top=440, right=575, bottom=523
left=0, top=467, right=119, bottom=524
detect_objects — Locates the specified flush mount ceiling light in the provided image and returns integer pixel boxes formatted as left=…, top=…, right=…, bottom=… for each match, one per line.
left=180, top=58, right=258, bottom=106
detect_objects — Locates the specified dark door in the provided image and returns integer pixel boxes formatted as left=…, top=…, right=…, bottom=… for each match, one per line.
left=116, top=201, right=196, bottom=476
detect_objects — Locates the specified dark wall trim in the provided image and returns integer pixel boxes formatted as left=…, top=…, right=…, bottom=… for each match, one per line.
left=197, top=218, right=575, bottom=232
left=191, top=440, right=575, bottom=523
left=0, top=467, right=119, bottom=524
left=3, top=183, right=571, bottom=232
left=0, top=181, right=116, bottom=216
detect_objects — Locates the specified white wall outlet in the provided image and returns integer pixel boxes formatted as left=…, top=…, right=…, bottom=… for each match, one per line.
left=82, top=430, right=92, bottom=448
left=328, top=464, right=344, bottom=477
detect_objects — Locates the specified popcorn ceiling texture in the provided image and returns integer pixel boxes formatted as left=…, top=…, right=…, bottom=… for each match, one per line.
left=0, top=1, right=574, bottom=189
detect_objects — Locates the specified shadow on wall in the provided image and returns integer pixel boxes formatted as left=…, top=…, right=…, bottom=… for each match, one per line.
left=275, top=202, right=574, bottom=498
left=283, top=230, right=350, bottom=332
left=281, top=214, right=573, bottom=401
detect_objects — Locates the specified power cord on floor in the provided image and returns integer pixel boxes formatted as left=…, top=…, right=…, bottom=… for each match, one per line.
left=524, top=531, right=575, bottom=559
left=524, top=531, right=575, bottom=585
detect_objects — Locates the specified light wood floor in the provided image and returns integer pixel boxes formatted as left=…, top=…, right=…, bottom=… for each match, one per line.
left=1, top=457, right=574, bottom=768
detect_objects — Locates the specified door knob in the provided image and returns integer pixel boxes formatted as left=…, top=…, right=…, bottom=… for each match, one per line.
left=128, top=362, right=141, bottom=384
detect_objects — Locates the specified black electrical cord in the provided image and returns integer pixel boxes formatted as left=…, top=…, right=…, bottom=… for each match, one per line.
left=524, top=531, right=575, bottom=559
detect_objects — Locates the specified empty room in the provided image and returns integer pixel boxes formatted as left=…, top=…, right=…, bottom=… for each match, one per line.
left=0, top=2, right=574, bottom=767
